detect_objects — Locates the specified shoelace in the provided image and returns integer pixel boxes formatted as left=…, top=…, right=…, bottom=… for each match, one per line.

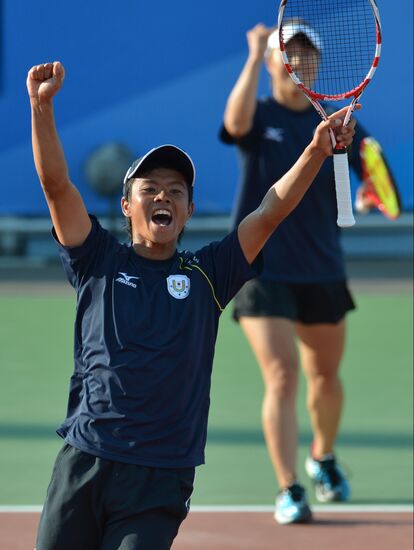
left=316, top=459, right=342, bottom=486
left=284, top=484, right=305, bottom=502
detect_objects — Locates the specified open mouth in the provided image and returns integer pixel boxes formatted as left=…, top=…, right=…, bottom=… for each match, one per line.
left=151, top=209, right=173, bottom=227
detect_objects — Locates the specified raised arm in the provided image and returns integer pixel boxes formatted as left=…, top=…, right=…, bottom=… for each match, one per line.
left=238, top=106, right=359, bottom=263
left=223, top=24, right=273, bottom=138
left=27, top=62, right=91, bottom=247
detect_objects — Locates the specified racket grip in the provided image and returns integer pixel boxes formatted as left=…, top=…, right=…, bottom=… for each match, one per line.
left=333, top=150, right=356, bottom=227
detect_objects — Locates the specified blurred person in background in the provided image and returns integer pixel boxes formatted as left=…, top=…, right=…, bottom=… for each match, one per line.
left=220, top=22, right=379, bottom=525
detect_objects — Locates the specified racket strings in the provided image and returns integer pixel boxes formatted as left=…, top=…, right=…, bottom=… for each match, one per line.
left=281, top=0, right=378, bottom=96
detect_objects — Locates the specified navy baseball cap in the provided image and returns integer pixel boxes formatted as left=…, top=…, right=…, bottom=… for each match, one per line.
left=123, top=144, right=195, bottom=196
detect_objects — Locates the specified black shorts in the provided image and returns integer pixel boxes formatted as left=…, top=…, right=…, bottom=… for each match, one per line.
left=36, top=444, right=195, bottom=550
left=233, top=279, right=356, bottom=324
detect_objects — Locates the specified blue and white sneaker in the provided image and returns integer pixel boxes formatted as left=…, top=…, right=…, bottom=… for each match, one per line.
left=274, top=483, right=312, bottom=525
left=305, top=454, right=351, bottom=502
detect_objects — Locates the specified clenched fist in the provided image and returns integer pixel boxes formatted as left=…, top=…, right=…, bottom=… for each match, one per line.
left=246, top=24, right=275, bottom=62
left=27, top=61, right=65, bottom=104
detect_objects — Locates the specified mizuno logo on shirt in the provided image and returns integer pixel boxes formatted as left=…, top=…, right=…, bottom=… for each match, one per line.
left=116, top=272, right=140, bottom=288
left=264, top=127, right=284, bottom=142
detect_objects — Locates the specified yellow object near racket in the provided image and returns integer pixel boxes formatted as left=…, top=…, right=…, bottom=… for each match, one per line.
left=359, top=137, right=401, bottom=219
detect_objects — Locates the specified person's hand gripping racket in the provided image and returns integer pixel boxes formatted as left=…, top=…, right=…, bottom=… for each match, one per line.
left=311, top=106, right=359, bottom=158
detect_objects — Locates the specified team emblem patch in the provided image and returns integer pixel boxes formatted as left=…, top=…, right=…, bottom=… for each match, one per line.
left=166, top=275, right=190, bottom=300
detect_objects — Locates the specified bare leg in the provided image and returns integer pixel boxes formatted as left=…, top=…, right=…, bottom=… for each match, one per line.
left=296, top=320, right=346, bottom=458
left=239, top=317, right=299, bottom=489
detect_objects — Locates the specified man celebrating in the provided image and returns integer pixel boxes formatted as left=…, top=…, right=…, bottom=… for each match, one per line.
left=28, top=61, right=356, bottom=549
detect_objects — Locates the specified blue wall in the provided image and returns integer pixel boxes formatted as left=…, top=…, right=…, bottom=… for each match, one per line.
left=0, top=0, right=412, bottom=215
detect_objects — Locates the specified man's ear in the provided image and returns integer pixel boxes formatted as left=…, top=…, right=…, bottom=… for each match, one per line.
left=187, top=202, right=195, bottom=221
left=121, top=196, right=131, bottom=218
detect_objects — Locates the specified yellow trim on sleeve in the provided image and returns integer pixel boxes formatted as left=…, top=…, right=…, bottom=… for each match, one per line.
left=179, top=257, right=224, bottom=312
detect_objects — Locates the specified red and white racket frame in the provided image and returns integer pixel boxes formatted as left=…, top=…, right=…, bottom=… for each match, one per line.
left=277, top=0, right=382, bottom=227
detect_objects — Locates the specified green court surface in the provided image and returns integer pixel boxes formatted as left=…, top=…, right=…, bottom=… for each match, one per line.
left=0, top=291, right=412, bottom=505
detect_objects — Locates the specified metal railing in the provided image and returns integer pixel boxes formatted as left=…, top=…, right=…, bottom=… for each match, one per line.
left=0, top=212, right=412, bottom=262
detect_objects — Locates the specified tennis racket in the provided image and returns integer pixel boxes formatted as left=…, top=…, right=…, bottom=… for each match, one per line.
left=357, top=137, right=401, bottom=219
left=277, top=0, right=382, bottom=227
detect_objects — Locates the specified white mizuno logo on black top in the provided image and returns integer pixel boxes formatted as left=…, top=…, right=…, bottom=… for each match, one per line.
left=264, top=127, right=284, bottom=142
left=116, top=272, right=140, bottom=288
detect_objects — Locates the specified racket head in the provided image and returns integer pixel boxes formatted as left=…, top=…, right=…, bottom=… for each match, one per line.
left=360, top=137, right=401, bottom=220
left=277, top=0, right=382, bottom=101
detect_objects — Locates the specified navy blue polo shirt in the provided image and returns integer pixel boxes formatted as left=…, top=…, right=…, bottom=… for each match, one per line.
left=54, top=216, right=261, bottom=468
left=221, top=97, right=368, bottom=282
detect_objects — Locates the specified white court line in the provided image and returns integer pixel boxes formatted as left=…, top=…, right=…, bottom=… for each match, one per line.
left=0, top=504, right=412, bottom=514
left=189, top=504, right=414, bottom=513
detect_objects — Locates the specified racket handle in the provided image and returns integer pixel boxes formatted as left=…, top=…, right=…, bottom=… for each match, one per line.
left=333, top=150, right=356, bottom=227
